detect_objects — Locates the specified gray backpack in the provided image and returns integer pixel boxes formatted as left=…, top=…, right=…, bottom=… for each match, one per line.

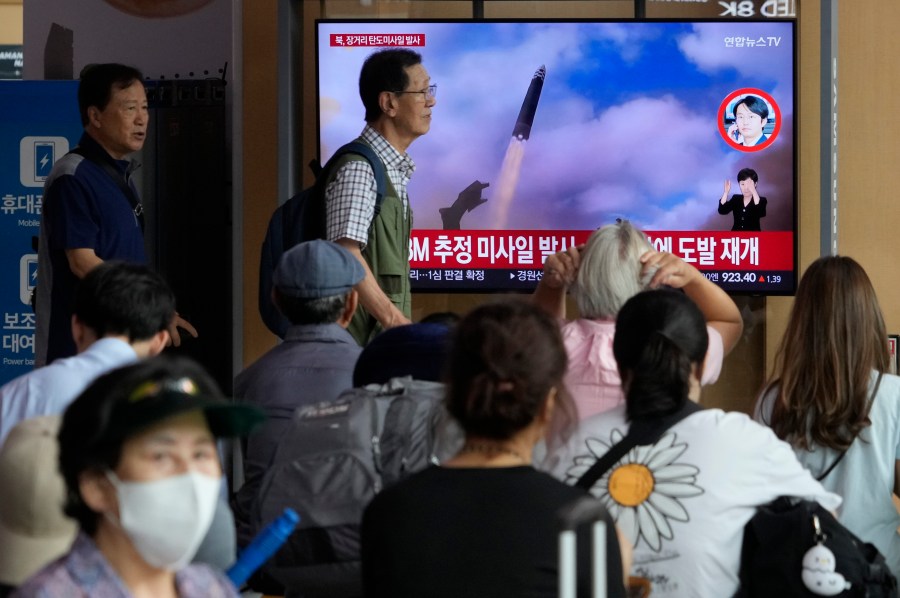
left=251, top=377, right=462, bottom=597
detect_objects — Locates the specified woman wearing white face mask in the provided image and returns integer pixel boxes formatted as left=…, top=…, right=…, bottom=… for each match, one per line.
left=13, top=356, right=264, bottom=598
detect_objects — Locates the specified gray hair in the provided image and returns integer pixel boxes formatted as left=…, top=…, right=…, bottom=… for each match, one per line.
left=274, top=292, right=349, bottom=325
left=570, top=221, right=655, bottom=319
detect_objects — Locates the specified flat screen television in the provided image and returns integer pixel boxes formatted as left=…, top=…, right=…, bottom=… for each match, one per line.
left=316, top=19, right=797, bottom=294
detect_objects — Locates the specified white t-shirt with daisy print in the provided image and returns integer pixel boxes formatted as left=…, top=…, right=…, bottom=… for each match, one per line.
left=540, top=404, right=842, bottom=598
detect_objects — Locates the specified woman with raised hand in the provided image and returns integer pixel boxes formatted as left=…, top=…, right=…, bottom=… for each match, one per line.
left=718, top=168, right=767, bottom=231
left=543, top=289, right=838, bottom=597
left=533, top=220, right=743, bottom=420
left=361, top=300, right=628, bottom=598
left=755, top=256, right=900, bottom=575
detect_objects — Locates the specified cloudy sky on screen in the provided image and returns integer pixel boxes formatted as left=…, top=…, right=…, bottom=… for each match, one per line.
left=318, top=20, right=794, bottom=232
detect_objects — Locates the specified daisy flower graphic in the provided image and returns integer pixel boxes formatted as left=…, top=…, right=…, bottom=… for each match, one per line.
left=565, top=429, right=704, bottom=551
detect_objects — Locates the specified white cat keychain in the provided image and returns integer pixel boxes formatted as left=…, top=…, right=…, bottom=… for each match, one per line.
left=801, top=514, right=852, bottom=596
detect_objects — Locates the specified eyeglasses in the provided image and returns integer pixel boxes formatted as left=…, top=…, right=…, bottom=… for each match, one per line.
left=393, top=84, right=437, bottom=101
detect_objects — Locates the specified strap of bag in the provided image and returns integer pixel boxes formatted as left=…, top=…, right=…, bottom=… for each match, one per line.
left=575, top=401, right=702, bottom=491
left=379, top=395, right=418, bottom=488
left=816, top=450, right=848, bottom=482
left=815, top=371, right=884, bottom=482
left=284, top=140, right=388, bottom=254
left=334, top=140, right=388, bottom=218
left=71, top=145, right=144, bottom=232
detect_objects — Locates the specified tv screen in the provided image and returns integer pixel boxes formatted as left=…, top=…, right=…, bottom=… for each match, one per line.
left=316, top=19, right=797, bottom=294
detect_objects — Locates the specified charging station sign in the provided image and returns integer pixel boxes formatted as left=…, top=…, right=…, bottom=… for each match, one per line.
left=0, top=81, right=80, bottom=384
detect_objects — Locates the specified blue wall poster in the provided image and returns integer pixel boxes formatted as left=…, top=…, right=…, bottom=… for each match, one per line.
left=0, top=80, right=80, bottom=385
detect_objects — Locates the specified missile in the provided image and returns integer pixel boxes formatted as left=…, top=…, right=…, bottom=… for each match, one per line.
left=511, top=65, right=546, bottom=141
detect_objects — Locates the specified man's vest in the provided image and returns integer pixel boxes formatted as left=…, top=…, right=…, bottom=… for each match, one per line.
left=328, top=150, right=412, bottom=346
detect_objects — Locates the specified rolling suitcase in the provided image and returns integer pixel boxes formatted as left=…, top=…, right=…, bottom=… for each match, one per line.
left=558, top=496, right=610, bottom=598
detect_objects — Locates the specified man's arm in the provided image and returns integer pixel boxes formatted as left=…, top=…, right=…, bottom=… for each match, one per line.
left=65, top=248, right=197, bottom=345
left=64, top=248, right=103, bottom=279
left=325, top=157, right=410, bottom=330
left=335, top=238, right=410, bottom=330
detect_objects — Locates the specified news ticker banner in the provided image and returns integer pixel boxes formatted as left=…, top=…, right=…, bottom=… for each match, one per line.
left=0, top=80, right=81, bottom=385
left=409, top=230, right=794, bottom=293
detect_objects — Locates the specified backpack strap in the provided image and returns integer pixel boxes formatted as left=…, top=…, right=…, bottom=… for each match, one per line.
left=71, top=145, right=145, bottom=232
left=277, top=141, right=386, bottom=254
left=575, top=401, right=702, bottom=491
left=379, top=395, right=418, bottom=488
left=816, top=450, right=848, bottom=483
left=814, top=371, right=885, bottom=482
left=331, top=140, right=388, bottom=218
left=376, top=378, right=447, bottom=487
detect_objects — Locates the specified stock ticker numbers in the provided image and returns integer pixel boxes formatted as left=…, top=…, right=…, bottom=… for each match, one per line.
left=722, top=272, right=763, bottom=284
left=709, top=271, right=786, bottom=291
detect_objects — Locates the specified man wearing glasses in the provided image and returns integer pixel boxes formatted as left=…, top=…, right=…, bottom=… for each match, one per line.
left=324, top=48, right=436, bottom=345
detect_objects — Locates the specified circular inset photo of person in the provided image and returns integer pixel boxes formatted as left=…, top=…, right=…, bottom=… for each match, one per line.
left=718, top=89, right=780, bottom=152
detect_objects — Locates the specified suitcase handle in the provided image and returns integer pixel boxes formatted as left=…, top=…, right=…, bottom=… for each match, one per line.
left=560, top=496, right=610, bottom=530
left=559, top=497, right=608, bottom=598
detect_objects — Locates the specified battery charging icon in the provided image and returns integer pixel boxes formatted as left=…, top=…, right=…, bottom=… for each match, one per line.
left=20, top=136, right=69, bottom=187
left=34, top=142, right=55, bottom=182
left=20, top=254, right=38, bottom=306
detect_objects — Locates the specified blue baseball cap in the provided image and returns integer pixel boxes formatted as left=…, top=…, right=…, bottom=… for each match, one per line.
left=273, top=240, right=365, bottom=299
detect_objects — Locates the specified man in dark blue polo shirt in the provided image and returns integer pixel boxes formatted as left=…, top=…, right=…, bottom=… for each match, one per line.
left=34, top=63, right=195, bottom=366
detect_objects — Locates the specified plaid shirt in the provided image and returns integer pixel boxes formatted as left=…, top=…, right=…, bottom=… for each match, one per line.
left=13, top=532, right=239, bottom=598
left=325, top=125, right=415, bottom=248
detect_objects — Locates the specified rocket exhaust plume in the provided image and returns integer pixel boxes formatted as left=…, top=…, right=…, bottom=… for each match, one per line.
left=492, top=65, right=545, bottom=229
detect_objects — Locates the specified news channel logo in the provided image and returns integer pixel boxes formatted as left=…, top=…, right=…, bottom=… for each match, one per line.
left=19, top=136, right=69, bottom=187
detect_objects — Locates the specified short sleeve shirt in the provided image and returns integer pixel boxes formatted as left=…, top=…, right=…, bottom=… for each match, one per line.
left=561, top=318, right=724, bottom=420
left=34, top=133, right=146, bottom=365
left=755, top=371, right=900, bottom=575
left=324, top=125, right=415, bottom=248
left=541, top=406, right=841, bottom=597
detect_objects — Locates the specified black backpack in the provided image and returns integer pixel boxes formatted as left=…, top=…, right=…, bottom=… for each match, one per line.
left=736, top=496, right=898, bottom=597
left=258, top=141, right=387, bottom=338
left=740, top=376, right=897, bottom=597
